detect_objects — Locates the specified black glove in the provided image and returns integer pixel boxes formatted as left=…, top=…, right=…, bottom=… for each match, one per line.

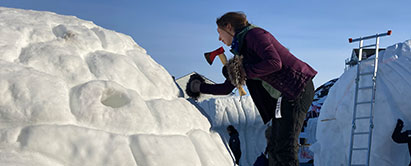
left=185, top=74, right=205, bottom=100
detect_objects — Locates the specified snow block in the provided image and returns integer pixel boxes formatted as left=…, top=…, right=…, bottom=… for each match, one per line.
left=0, top=151, right=63, bottom=166
left=69, top=80, right=157, bottom=134
left=17, top=125, right=136, bottom=166
left=0, top=61, right=75, bottom=126
left=146, top=98, right=210, bottom=135
left=18, top=41, right=92, bottom=86
left=188, top=129, right=234, bottom=166
left=130, top=134, right=201, bottom=166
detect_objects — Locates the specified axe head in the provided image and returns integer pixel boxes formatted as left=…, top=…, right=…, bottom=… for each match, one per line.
left=204, top=47, right=225, bottom=65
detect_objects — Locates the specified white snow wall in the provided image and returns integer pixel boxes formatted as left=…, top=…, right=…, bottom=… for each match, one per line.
left=197, top=96, right=267, bottom=165
left=312, top=40, right=411, bottom=166
left=0, top=7, right=233, bottom=166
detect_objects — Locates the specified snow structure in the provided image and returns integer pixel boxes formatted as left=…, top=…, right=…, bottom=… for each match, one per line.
left=302, top=78, right=338, bottom=144
left=297, top=78, right=338, bottom=162
left=312, top=39, right=411, bottom=165
left=197, top=96, right=267, bottom=165
left=307, top=78, right=338, bottom=121
left=0, top=7, right=238, bottom=166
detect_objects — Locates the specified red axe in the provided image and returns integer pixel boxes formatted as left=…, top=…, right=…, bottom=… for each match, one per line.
left=204, top=47, right=247, bottom=96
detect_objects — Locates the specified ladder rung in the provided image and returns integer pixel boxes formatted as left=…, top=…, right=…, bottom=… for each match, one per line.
left=354, top=131, right=370, bottom=135
left=360, top=44, right=377, bottom=48
left=360, top=72, right=374, bottom=76
left=353, top=147, right=369, bottom=151
left=359, top=86, right=373, bottom=90
left=356, top=101, right=373, bottom=105
left=355, top=116, right=371, bottom=120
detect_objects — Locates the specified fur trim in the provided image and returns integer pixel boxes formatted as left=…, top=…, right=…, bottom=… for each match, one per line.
left=185, top=74, right=205, bottom=100
left=226, top=55, right=247, bottom=87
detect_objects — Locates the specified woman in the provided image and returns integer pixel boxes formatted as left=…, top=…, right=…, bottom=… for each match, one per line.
left=187, top=12, right=317, bottom=165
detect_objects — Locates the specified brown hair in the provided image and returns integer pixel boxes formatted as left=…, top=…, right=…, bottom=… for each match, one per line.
left=216, top=12, right=250, bottom=33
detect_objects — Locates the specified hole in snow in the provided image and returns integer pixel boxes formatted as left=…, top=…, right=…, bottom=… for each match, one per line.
left=101, top=89, right=130, bottom=108
left=52, top=24, right=75, bottom=39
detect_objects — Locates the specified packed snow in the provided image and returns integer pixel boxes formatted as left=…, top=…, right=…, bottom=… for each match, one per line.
left=312, top=40, right=411, bottom=165
left=307, top=78, right=338, bottom=120
left=0, top=7, right=237, bottom=166
left=198, top=96, right=267, bottom=165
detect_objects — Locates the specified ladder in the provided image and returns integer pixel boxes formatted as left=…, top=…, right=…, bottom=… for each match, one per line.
left=347, top=30, right=391, bottom=166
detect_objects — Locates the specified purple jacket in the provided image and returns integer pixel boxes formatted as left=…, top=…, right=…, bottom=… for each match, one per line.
left=202, top=28, right=317, bottom=99
left=242, top=28, right=317, bottom=99
left=200, top=27, right=317, bottom=123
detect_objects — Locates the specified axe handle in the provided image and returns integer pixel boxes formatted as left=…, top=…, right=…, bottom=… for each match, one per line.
left=218, top=54, right=227, bottom=65
left=218, top=54, right=247, bottom=96
left=237, top=85, right=247, bottom=96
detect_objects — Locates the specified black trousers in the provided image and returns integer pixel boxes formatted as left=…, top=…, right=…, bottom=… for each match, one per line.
left=268, top=79, right=314, bottom=166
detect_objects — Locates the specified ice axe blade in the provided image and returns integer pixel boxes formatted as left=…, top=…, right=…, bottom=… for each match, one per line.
left=204, top=53, right=215, bottom=65
left=204, top=47, right=225, bottom=65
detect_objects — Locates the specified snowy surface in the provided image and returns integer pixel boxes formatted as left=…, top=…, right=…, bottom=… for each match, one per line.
left=0, top=7, right=234, bottom=166
left=302, top=79, right=337, bottom=146
left=198, top=96, right=267, bottom=165
left=307, top=78, right=338, bottom=118
left=312, top=40, right=411, bottom=166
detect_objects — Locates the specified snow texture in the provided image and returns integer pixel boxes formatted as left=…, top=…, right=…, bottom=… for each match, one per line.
left=308, top=78, right=338, bottom=118
left=0, top=7, right=235, bottom=166
left=198, top=96, right=267, bottom=165
left=312, top=40, right=411, bottom=166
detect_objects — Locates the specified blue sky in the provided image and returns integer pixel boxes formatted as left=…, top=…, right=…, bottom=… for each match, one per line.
left=2, top=0, right=411, bottom=88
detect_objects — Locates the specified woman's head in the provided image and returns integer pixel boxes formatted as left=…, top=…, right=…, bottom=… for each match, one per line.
left=216, top=12, right=250, bottom=46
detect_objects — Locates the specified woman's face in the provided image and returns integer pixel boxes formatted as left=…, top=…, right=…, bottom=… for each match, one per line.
left=217, top=25, right=234, bottom=46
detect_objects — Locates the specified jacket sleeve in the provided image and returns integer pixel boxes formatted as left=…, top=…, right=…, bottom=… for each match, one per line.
left=200, top=79, right=235, bottom=95
left=244, top=30, right=282, bottom=79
